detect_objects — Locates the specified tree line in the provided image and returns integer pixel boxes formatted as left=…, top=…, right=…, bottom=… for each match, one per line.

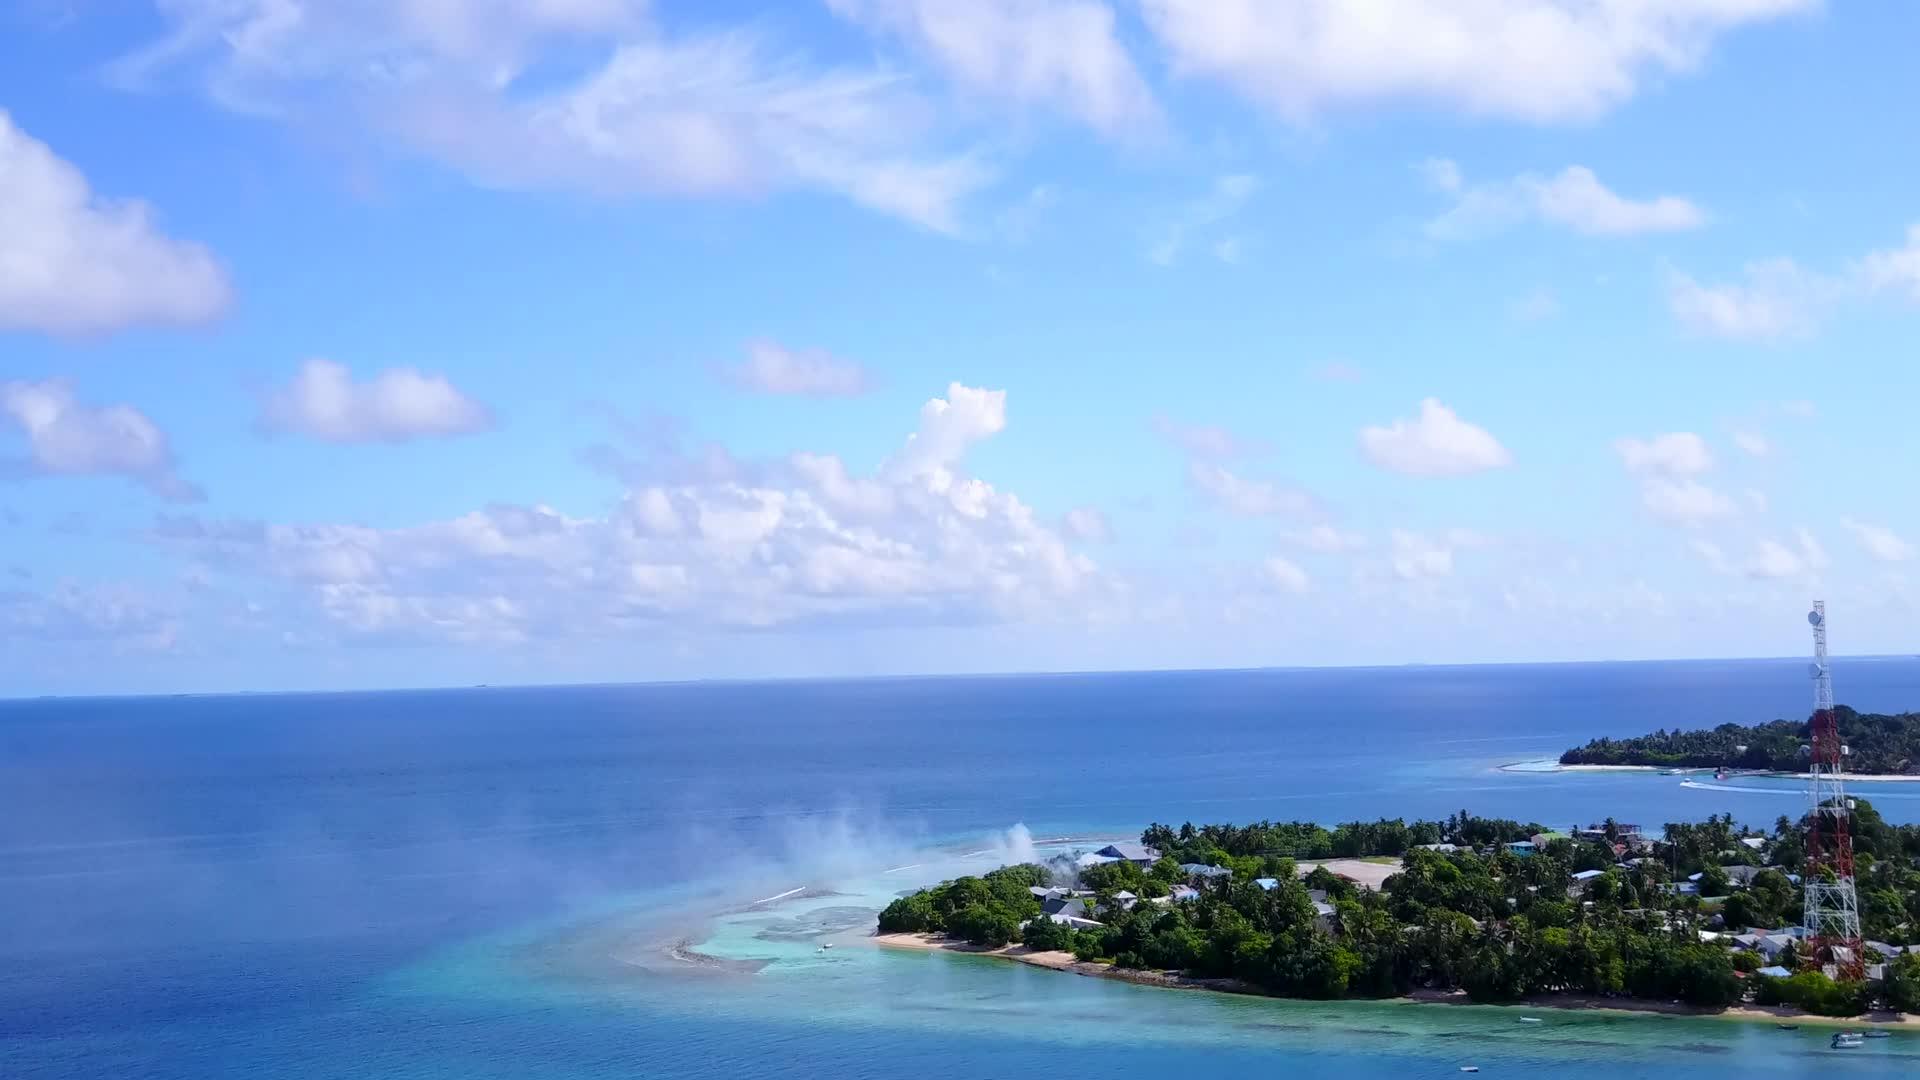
left=1560, top=707, right=1920, bottom=774
left=877, top=806, right=1920, bottom=1016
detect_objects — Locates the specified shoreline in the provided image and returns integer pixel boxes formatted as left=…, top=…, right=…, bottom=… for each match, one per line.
left=872, top=932, right=1918, bottom=1028
left=1508, top=761, right=1920, bottom=782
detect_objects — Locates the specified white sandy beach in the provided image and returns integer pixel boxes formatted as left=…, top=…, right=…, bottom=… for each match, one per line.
left=1515, top=762, right=1920, bottom=782
left=874, top=932, right=1917, bottom=1027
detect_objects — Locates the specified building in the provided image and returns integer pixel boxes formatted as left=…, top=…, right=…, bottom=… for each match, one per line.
left=1252, top=877, right=1279, bottom=891
left=1181, top=863, right=1231, bottom=881
left=1504, top=840, right=1536, bottom=857
left=1171, top=885, right=1200, bottom=902
left=1092, top=843, right=1158, bottom=867
left=1567, top=868, right=1607, bottom=897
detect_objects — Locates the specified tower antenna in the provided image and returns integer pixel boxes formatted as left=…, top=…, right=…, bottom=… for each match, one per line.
left=1803, top=601, right=1864, bottom=980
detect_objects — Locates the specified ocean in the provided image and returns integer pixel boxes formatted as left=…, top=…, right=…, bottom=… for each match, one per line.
left=4, top=659, right=1919, bottom=1078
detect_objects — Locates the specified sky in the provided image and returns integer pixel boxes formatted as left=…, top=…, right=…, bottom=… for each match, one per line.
left=3, top=1, right=1920, bottom=696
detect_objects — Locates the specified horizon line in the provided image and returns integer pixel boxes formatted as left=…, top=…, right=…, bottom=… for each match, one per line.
left=6, top=652, right=1917, bottom=705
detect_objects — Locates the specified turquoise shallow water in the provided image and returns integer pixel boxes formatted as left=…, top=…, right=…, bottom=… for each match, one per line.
left=5, top=662, right=1920, bottom=1077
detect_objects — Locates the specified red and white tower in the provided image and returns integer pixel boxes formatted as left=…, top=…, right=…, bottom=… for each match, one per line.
left=1803, top=601, right=1864, bottom=980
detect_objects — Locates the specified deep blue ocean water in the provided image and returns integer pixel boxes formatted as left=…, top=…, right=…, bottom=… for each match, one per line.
left=5, top=659, right=1920, bottom=1078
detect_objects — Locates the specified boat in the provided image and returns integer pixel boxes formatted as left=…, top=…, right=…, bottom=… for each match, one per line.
left=1459, top=1067, right=1479, bottom=1073
left=1775, top=1023, right=1798, bottom=1030
left=1863, top=1030, right=1890, bottom=1039
left=1518, top=1017, right=1543, bottom=1023
left=1831, top=1032, right=1864, bottom=1049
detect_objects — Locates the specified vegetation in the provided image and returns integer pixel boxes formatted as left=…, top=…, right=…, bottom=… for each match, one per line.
left=879, top=806, right=1920, bottom=1016
left=876, top=864, right=1050, bottom=946
left=1560, top=707, right=1920, bottom=774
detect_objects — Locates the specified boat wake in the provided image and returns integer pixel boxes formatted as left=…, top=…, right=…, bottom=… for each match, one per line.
left=1681, top=779, right=1920, bottom=799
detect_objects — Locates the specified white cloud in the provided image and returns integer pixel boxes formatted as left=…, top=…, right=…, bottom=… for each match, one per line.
left=825, top=0, right=1159, bottom=137
left=1314, top=361, right=1363, bottom=382
left=1427, top=163, right=1705, bottom=239
left=1151, top=415, right=1264, bottom=459
left=722, top=340, right=874, bottom=397
left=1508, top=287, right=1561, bottom=322
left=1149, top=173, right=1259, bottom=265
left=0, top=380, right=201, bottom=501
left=1263, top=555, right=1310, bottom=593
left=0, top=110, right=230, bottom=335
left=1666, top=258, right=1835, bottom=340
left=1841, top=518, right=1913, bottom=563
left=1388, top=530, right=1454, bottom=580
left=1614, top=432, right=1714, bottom=476
left=260, top=359, right=494, bottom=444
left=1135, top=0, right=1815, bottom=123
left=1613, top=432, right=1733, bottom=526
left=1859, top=223, right=1920, bottom=302
left=1062, top=506, right=1112, bottom=543
left=1359, top=399, right=1512, bottom=477
left=884, top=382, right=1006, bottom=481
left=1187, top=461, right=1315, bottom=517
left=116, top=5, right=989, bottom=232
left=1281, top=524, right=1367, bottom=554
left=1640, top=477, right=1736, bottom=527
left=153, top=382, right=1107, bottom=642
left=1731, top=431, right=1771, bottom=458
left=1746, top=530, right=1826, bottom=581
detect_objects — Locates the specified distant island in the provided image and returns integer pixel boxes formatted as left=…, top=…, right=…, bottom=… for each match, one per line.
left=1559, top=706, right=1920, bottom=774
left=875, top=810, right=1920, bottom=1020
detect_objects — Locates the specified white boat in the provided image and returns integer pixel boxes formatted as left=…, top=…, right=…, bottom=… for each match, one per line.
left=1459, top=1067, right=1479, bottom=1073
left=1518, top=1017, right=1543, bottom=1024
left=1831, top=1032, right=1864, bottom=1049
left=1863, top=1030, right=1890, bottom=1039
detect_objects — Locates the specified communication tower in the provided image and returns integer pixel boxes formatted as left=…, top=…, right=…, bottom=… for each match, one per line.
left=1802, top=601, right=1864, bottom=980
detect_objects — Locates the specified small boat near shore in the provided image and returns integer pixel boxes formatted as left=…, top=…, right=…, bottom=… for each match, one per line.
left=1863, top=1030, right=1890, bottom=1039
left=1831, top=1031, right=1864, bottom=1049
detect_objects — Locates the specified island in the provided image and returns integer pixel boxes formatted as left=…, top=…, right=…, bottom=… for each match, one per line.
left=875, top=809, right=1920, bottom=1020
left=1559, top=706, right=1920, bottom=774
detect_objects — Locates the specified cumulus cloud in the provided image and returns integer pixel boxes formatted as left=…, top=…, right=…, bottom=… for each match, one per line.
left=260, top=359, right=494, bottom=443
left=721, top=340, right=875, bottom=397
left=1187, top=461, right=1316, bottom=517
left=1062, top=507, right=1113, bottom=543
left=1731, top=431, right=1771, bottom=458
left=1614, top=432, right=1714, bottom=476
left=1666, top=258, right=1834, bottom=341
left=1746, top=529, right=1827, bottom=581
left=0, top=580, right=180, bottom=651
left=1135, top=0, right=1815, bottom=123
left=884, top=382, right=1007, bottom=481
left=1425, top=162, right=1705, bottom=239
left=1281, top=524, right=1367, bottom=554
left=1263, top=555, right=1310, bottom=593
left=1359, top=399, right=1512, bottom=478
left=1151, top=415, right=1266, bottom=459
left=0, top=380, right=202, bottom=501
left=114, top=3, right=989, bottom=232
left=826, top=0, right=1159, bottom=137
left=1859, top=223, right=1920, bottom=302
left=0, top=110, right=230, bottom=335
left=157, top=382, right=1105, bottom=643
left=1389, top=530, right=1457, bottom=580
left=1841, top=518, right=1913, bottom=563
left=1640, top=477, right=1736, bottom=527
left=1149, top=173, right=1259, bottom=266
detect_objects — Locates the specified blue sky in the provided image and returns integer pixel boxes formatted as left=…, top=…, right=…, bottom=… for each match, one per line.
left=4, top=1, right=1919, bottom=695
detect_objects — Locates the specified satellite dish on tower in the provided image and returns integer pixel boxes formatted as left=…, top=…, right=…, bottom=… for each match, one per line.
left=1809, top=663, right=1825, bottom=679
left=1808, top=609, right=1823, bottom=627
